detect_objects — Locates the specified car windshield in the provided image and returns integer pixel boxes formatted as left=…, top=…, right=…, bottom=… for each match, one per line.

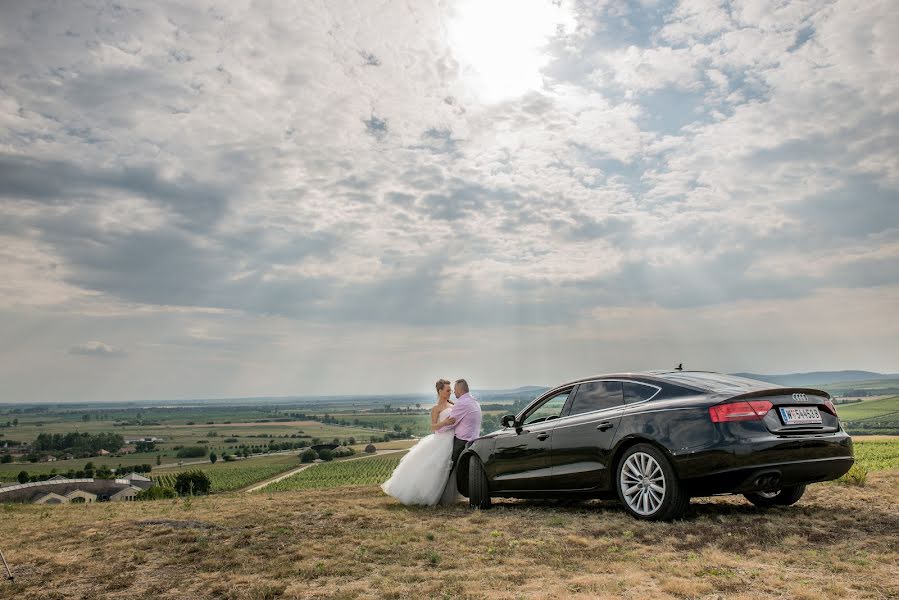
left=660, top=372, right=780, bottom=394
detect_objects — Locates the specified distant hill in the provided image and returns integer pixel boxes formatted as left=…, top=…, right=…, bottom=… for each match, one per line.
left=732, top=371, right=899, bottom=387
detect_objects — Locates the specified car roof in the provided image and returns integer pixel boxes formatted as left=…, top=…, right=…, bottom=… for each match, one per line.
left=553, top=370, right=779, bottom=395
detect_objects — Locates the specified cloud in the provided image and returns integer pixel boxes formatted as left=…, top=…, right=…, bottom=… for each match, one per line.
left=68, top=341, right=127, bottom=358
left=0, top=0, right=897, bottom=400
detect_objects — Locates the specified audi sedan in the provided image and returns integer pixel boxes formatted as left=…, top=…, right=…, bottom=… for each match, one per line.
left=455, top=371, right=854, bottom=520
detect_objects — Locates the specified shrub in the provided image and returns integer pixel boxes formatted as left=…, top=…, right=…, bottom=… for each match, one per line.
left=318, top=448, right=335, bottom=461
left=209, top=452, right=217, bottom=464
left=174, top=470, right=211, bottom=496
left=222, top=453, right=236, bottom=462
left=333, top=446, right=355, bottom=458
left=838, top=463, right=868, bottom=486
left=176, top=446, right=208, bottom=459
left=300, top=449, right=318, bottom=463
left=364, top=444, right=376, bottom=454
left=17, top=470, right=28, bottom=484
left=0, top=454, right=11, bottom=464
left=137, top=486, right=178, bottom=500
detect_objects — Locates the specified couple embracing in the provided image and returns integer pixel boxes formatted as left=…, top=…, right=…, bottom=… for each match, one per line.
left=381, top=378, right=482, bottom=506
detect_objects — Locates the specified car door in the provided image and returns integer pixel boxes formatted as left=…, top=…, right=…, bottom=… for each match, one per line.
left=490, top=388, right=572, bottom=493
left=550, top=380, right=625, bottom=491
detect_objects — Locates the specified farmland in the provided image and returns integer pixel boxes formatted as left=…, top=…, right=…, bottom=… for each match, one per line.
left=837, top=395, right=899, bottom=435
left=263, top=453, right=404, bottom=492
left=327, top=409, right=510, bottom=437
left=851, top=437, right=899, bottom=471
left=153, top=454, right=301, bottom=492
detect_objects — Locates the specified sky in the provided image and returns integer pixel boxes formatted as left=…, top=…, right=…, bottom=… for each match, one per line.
left=1, top=0, right=897, bottom=403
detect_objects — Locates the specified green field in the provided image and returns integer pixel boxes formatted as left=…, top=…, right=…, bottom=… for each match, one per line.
left=332, top=409, right=509, bottom=437
left=852, top=438, right=899, bottom=471
left=0, top=452, right=169, bottom=482
left=262, top=454, right=404, bottom=492
left=837, top=396, right=899, bottom=434
left=153, top=453, right=300, bottom=492
left=823, top=377, right=899, bottom=397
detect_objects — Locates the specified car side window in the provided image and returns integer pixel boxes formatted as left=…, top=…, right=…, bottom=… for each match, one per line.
left=567, top=381, right=623, bottom=416
left=623, top=382, right=660, bottom=404
left=522, top=391, right=570, bottom=425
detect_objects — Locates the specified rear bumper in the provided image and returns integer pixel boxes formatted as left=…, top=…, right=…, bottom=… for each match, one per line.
left=674, top=432, right=854, bottom=495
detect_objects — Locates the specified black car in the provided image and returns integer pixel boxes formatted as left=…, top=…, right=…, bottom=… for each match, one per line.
left=456, top=371, right=854, bottom=520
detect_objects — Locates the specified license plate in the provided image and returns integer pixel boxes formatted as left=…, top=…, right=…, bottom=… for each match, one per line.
left=779, top=406, right=822, bottom=425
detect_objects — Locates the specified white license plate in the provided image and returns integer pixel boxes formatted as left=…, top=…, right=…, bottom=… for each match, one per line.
left=779, top=406, right=822, bottom=425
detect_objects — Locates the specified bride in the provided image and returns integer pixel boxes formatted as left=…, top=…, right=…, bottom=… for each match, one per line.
left=381, top=379, right=461, bottom=506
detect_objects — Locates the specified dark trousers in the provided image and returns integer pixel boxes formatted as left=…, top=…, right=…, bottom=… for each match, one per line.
left=451, top=437, right=468, bottom=466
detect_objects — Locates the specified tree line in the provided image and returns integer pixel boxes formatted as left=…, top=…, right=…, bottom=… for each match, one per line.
left=32, top=432, right=125, bottom=455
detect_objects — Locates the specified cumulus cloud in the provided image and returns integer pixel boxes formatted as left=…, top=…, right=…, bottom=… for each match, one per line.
left=0, top=0, right=896, bottom=400
left=68, top=341, right=127, bottom=358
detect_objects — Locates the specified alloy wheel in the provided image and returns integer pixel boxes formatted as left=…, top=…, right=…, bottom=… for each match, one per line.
left=620, top=451, right=666, bottom=516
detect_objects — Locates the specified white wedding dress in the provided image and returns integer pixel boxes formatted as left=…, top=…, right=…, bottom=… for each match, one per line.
left=381, top=407, right=460, bottom=506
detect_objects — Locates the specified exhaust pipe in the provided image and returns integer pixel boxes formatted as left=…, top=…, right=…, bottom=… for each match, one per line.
left=753, top=473, right=781, bottom=490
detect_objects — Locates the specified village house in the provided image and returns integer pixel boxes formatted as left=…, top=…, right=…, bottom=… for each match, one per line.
left=0, top=475, right=154, bottom=505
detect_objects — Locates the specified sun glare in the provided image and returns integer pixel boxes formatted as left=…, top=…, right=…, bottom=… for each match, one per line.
left=447, top=0, right=576, bottom=103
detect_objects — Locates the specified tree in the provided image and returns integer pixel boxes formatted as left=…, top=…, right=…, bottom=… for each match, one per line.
left=364, top=444, right=377, bottom=454
left=17, top=470, right=28, bottom=484
left=12, top=419, right=17, bottom=427
left=300, top=449, right=318, bottom=463
left=174, top=470, right=211, bottom=496
left=0, top=454, right=11, bottom=464
left=84, top=461, right=95, bottom=471
left=82, top=414, right=90, bottom=422
left=156, top=454, right=161, bottom=466
left=136, top=486, right=178, bottom=500
left=348, top=437, right=356, bottom=445
left=176, top=446, right=207, bottom=459
left=317, top=448, right=334, bottom=461
left=209, top=452, right=218, bottom=464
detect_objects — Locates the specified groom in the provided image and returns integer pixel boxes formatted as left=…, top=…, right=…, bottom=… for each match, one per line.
left=436, top=378, right=483, bottom=466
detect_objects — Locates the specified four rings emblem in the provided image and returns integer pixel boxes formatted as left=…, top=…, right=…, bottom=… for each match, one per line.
left=792, top=393, right=809, bottom=402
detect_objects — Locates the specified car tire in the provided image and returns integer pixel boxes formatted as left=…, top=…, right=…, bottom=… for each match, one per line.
left=616, top=443, right=689, bottom=521
left=744, top=485, right=806, bottom=508
left=468, top=458, right=492, bottom=510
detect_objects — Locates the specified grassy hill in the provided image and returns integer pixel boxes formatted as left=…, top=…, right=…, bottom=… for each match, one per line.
left=4, top=451, right=899, bottom=599
left=733, top=371, right=899, bottom=386
left=838, top=396, right=899, bottom=435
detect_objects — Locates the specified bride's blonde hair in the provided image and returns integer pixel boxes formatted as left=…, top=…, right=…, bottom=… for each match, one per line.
left=435, top=379, right=451, bottom=394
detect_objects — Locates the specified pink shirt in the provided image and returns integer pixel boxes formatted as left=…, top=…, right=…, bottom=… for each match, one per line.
left=439, top=392, right=482, bottom=441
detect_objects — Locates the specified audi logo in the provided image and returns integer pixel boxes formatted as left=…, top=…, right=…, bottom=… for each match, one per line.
left=792, top=393, right=809, bottom=402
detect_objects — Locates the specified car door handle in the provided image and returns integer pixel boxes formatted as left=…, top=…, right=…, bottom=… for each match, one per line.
left=596, top=421, right=614, bottom=431
left=536, top=432, right=549, bottom=441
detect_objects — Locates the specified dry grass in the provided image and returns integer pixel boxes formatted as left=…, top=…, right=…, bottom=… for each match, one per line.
left=3, top=471, right=898, bottom=600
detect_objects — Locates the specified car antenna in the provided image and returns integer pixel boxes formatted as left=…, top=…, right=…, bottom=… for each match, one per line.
left=0, top=547, right=12, bottom=581
left=675, top=363, right=683, bottom=371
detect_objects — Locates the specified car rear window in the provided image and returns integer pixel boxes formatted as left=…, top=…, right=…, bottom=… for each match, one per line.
left=660, top=372, right=777, bottom=394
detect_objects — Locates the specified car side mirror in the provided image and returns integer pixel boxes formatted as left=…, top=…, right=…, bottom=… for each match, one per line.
left=501, top=414, right=517, bottom=428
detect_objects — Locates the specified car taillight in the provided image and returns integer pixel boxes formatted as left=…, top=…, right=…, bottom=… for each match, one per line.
left=821, top=399, right=838, bottom=416
left=709, top=400, right=773, bottom=423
